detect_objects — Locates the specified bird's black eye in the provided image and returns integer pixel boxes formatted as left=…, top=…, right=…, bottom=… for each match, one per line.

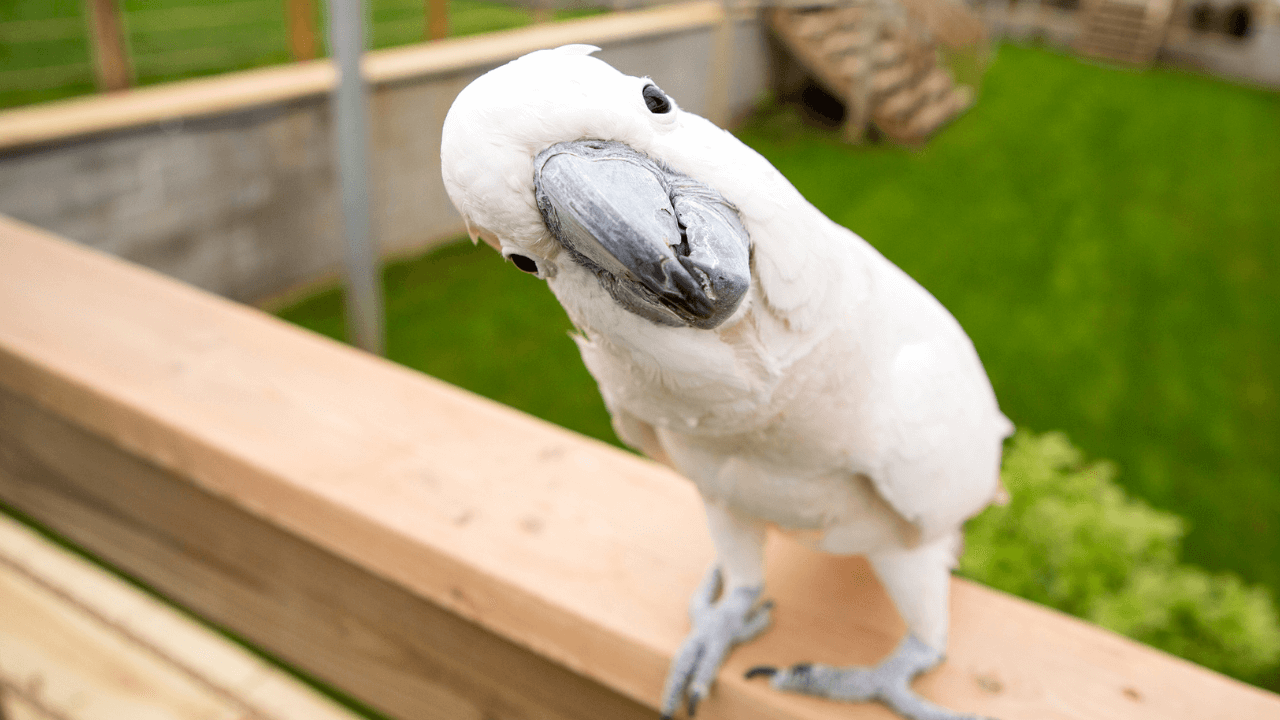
left=509, top=254, right=539, bottom=273
left=643, top=84, right=671, bottom=114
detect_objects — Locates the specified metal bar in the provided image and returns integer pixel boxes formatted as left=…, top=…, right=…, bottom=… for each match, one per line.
left=324, top=0, right=385, bottom=355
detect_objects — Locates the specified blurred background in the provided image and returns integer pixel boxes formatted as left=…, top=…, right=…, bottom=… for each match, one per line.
left=0, top=0, right=610, bottom=108
left=1, top=0, right=1278, bottom=709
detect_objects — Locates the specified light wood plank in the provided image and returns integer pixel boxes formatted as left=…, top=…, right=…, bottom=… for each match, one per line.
left=0, top=557, right=241, bottom=720
left=705, top=6, right=735, bottom=128
left=0, top=60, right=335, bottom=151
left=0, top=514, right=362, bottom=720
left=0, top=691, right=56, bottom=720
left=0, top=213, right=1278, bottom=720
left=0, top=385, right=651, bottom=720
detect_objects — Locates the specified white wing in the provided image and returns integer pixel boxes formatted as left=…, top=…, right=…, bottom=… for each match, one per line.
left=851, top=258, right=1014, bottom=541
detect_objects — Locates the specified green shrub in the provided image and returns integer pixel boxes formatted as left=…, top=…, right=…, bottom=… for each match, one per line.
left=961, top=431, right=1280, bottom=683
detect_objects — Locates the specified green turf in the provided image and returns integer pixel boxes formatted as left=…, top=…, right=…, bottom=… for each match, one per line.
left=0, top=0, right=605, bottom=109
left=279, top=44, right=1280, bottom=612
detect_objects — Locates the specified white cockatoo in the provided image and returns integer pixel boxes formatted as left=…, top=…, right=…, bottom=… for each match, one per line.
left=440, top=45, right=1012, bottom=720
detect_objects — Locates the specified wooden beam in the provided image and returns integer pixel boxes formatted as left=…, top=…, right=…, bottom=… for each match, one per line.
left=1, top=212, right=1278, bottom=720
left=705, top=1, right=736, bottom=128
left=286, top=0, right=320, bottom=61
left=0, top=1, right=725, bottom=152
left=426, top=0, right=450, bottom=40
left=0, top=691, right=48, bottom=720
left=0, top=385, right=650, bottom=720
left=0, top=514, right=363, bottom=720
left=83, top=0, right=132, bottom=92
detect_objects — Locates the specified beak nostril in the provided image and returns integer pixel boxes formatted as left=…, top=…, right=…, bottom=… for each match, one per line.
left=673, top=234, right=691, bottom=258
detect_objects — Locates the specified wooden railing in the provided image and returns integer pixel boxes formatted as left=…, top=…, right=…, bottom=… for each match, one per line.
left=0, top=512, right=365, bottom=720
left=81, top=0, right=452, bottom=92
left=2, top=212, right=1279, bottom=719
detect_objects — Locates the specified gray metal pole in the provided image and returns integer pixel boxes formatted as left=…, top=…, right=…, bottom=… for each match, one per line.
left=326, top=0, right=384, bottom=355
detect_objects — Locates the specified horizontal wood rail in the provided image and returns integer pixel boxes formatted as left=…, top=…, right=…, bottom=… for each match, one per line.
left=2, top=212, right=1278, bottom=720
left=0, top=1, right=725, bottom=152
left=0, top=513, right=362, bottom=720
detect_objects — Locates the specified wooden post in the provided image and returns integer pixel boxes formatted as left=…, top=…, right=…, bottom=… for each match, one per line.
left=286, top=0, right=319, bottom=61
left=843, top=60, right=872, bottom=143
left=84, top=0, right=132, bottom=92
left=426, top=0, right=450, bottom=40
left=843, top=11, right=878, bottom=144
left=705, top=0, right=733, bottom=127
left=533, top=2, right=553, bottom=25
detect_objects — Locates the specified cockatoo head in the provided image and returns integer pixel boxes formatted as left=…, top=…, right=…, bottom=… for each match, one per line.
left=441, top=45, right=752, bottom=330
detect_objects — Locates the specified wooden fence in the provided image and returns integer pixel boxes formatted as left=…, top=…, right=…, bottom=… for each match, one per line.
left=0, top=2, right=760, bottom=312
left=81, top=0, right=453, bottom=83
left=0, top=0, right=490, bottom=109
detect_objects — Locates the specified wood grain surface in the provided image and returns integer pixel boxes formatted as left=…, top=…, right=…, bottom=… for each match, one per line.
left=1, top=213, right=1278, bottom=720
left=0, top=509, right=365, bottom=720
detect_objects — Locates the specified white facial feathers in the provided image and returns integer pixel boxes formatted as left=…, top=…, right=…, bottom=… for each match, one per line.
left=441, top=47, right=681, bottom=265
left=441, top=47, right=857, bottom=333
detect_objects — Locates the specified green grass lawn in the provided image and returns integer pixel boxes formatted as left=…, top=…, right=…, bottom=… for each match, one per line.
left=0, top=0, right=603, bottom=109
left=278, top=43, right=1280, bottom=631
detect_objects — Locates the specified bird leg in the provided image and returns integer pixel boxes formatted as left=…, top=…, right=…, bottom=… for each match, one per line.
left=746, top=634, right=991, bottom=720
left=660, top=566, right=773, bottom=719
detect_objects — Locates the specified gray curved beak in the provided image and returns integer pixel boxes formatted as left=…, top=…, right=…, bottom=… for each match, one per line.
left=533, top=140, right=751, bottom=330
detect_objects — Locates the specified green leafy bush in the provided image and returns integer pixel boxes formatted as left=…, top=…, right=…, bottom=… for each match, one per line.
left=961, top=431, right=1280, bottom=683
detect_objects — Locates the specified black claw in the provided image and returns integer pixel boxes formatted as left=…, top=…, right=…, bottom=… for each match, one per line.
left=686, top=694, right=700, bottom=717
left=660, top=715, right=672, bottom=720
left=745, top=666, right=777, bottom=679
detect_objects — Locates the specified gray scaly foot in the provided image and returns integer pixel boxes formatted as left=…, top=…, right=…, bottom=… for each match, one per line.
left=660, top=566, right=773, bottom=719
left=745, top=634, right=994, bottom=720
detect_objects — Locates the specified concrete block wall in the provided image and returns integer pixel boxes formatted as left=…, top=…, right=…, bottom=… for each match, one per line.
left=0, top=101, right=339, bottom=303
